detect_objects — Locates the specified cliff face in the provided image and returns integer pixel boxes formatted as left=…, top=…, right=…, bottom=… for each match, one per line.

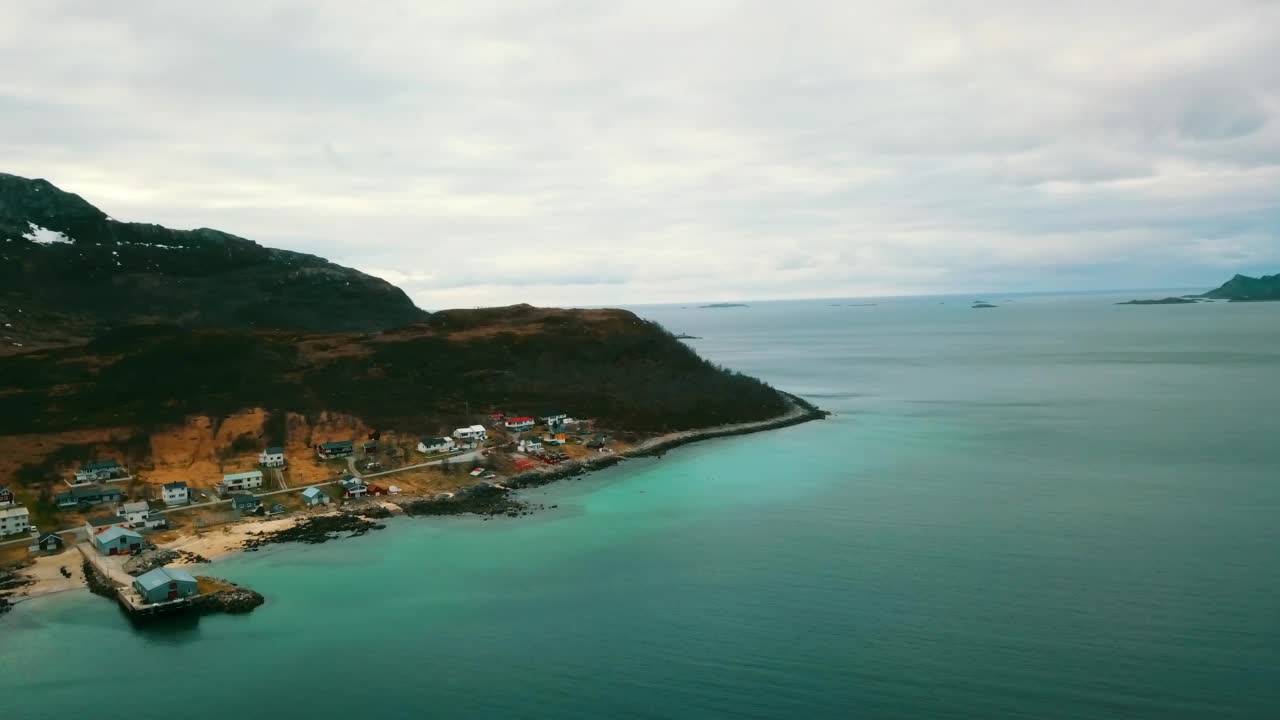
left=0, top=173, right=426, bottom=351
left=1200, top=273, right=1280, bottom=302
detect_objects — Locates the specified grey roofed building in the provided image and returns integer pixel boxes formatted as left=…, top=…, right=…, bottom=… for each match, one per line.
left=230, top=494, right=261, bottom=511
left=162, top=480, right=188, bottom=491
left=132, top=566, right=199, bottom=604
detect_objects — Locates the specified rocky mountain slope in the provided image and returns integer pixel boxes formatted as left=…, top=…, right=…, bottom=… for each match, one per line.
left=1199, top=273, right=1280, bottom=302
left=0, top=173, right=426, bottom=352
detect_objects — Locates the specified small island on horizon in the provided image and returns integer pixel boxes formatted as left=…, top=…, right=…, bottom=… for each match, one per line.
left=698, top=303, right=749, bottom=309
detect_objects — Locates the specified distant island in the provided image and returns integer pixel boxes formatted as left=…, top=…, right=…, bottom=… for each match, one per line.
left=698, top=303, right=749, bottom=309
left=1199, top=273, right=1280, bottom=302
left=673, top=333, right=701, bottom=340
left=971, top=302, right=997, bottom=309
left=1117, top=297, right=1199, bottom=306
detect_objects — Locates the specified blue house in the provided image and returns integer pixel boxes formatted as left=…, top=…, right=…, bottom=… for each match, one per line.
left=94, top=526, right=143, bottom=556
left=57, top=485, right=124, bottom=510
left=301, top=487, right=330, bottom=507
left=132, top=566, right=199, bottom=604
left=230, top=494, right=262, bottom=513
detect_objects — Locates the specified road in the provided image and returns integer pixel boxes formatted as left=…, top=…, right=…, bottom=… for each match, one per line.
left=346, top=450, right=483, bottom=479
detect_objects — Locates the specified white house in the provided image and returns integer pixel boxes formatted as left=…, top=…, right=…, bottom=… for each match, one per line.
left=218, top=470, right=264, bottom=495
left=162, top=481, right=190, bottom=506
left=517, top=439, right=543, bottom=454
left=118, top=501, right=150, bottom=524
left=453, top=425, right=488, bottom=442
left=540, top=413, right=568, bottom=426
left=0, top=505, right=31, bottom=536
left=504, top=416, right=535, bottom=432
left=418, top=437, right=456, bottom=454
left=259, top=446, right=286, bottom=467
left=340, top=477, right=368, bottom=499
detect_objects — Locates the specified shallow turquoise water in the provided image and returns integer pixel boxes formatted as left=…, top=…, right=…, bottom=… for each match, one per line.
left=4, top=293, right=1279, bottom=719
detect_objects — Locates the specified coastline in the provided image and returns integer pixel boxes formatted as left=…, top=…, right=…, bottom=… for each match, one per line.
left=9, top=393, right=827, bottom=609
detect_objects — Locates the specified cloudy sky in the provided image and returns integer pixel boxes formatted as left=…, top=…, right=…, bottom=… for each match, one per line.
left=2, top=1, right=1278, bottom=308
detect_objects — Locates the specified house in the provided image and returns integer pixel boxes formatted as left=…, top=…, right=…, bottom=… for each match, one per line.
left=417, top=437, right=456, bottom=454
left=162, top=481, right=190, bottom=506
left=230, top=494, right=262, bottom=513
left=362, top=440, right=378, bottom=455
left=517, top=439, right=543, bottom=454
left=0, top=486, right=14, bottom=507
left=132, top=566, right=198, bottom=605
left=86, top=515, right=129, bottom=534
left=259, top=446, right=286, bottom=468
left=540, top=413, right=568, bottom=426
left=585, top=433, right=611, bottom=449
left=118, top=501, right=167, bottom=530
left=453, top=425, right=488, bottom=442
left=541, top=433, right=567, bottom=446
left=504, top=416, right=535, bottom=432
left=29, top=533, right=65, bottom=554
left=218, top=470, right=264, bottom=495
left=72, top=460, right=125, bottom=485
left=0, top=505, right=31, bottom=537
left=94, top=526, right=143, bottom=556
left=300, top=487, right=330, bottom=507
left=268, top=503, right=287, bottom=515
left=55, top=484, right=124, bottom=510
left=316, top=440, right=355, bottom=459
left=340, top=477, right=367, bottom=499
left=118, top=501, right=150, bottom=523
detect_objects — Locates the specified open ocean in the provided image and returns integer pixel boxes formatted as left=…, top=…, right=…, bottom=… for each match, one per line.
left=3, top=292, right=1279, bottom=719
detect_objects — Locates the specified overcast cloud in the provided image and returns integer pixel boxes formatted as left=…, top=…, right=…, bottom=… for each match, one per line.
left=2, top=1, right=1278, bottom=307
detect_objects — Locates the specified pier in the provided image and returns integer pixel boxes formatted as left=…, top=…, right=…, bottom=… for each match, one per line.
left=76, top=542, right=197, bottom=617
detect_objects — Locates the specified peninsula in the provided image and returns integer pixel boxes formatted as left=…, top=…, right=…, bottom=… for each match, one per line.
left=1198, top=273, right=1280, bottom=302
left=0, top=173, right=826, bottom=618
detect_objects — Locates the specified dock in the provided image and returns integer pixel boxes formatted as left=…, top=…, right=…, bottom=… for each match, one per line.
left=76, top=542, right=197, bottom=618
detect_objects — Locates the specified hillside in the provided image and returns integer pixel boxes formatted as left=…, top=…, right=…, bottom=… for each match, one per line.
left=0, top=305, right=786, bottom=439
left=1199, top=273, right=1280, bottom=302
left=0, top=173, right=426, bottom=352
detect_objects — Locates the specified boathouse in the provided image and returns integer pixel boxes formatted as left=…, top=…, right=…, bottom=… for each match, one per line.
left=94, top=526, right=143, bottom=556
left=132, top=566, right=199, bottom=605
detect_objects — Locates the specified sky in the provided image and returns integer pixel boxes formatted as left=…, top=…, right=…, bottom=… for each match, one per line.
left=2, top=1, right=1278, bottom=309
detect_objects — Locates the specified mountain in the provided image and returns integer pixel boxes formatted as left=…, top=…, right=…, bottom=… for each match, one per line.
left=0, top=173, right=426, bottom=352
left=1199, top=273, right=1280, bottom=302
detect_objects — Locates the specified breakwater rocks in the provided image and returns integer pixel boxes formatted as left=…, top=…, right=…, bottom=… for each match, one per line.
left=194, top=580, right=265, bottom=614
left=241, top=512, right=387, bottom=550
left=82, top=560, right=116, bottom=599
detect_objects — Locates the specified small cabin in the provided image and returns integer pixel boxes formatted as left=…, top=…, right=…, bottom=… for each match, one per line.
left=300, top=487, right=330, bottom=507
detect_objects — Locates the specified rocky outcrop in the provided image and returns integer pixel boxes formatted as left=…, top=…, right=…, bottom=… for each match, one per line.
left=398, top=484, right=528, bottom=517
left=240, top=512, right=387, bottom=550
left=81, top=559, right=116, bottom=599
left=195, top=582, right=265, bottom=614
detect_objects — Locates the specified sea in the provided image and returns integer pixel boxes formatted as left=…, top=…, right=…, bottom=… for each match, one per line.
left=3, top=292, right=1279, bottom=719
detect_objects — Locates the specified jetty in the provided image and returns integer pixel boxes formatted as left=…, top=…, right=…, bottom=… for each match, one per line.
left=76, top=542, right=262, bottom=618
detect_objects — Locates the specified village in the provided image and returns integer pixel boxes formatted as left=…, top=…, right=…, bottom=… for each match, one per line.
left=0, top=411, right=613, bottom=616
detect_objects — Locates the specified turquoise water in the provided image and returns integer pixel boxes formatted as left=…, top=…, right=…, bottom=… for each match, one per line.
left=4, top=293, right=1280, bottom=718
